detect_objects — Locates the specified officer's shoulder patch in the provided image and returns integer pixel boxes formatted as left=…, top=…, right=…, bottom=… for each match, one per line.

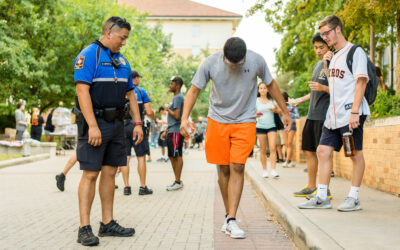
left=75, top=56, right=85, bottom=69
left=119, top=57, right=126, bottom=66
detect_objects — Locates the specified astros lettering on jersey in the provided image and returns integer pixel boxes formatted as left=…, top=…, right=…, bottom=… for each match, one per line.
left=324, top=42, right=370, bottom=129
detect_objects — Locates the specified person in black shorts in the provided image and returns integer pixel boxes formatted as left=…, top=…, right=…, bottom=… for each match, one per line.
left=160, top=76, right=185, bottom=191
left=73, top=17, right=143, bottom=246
left=291, top=33, right=331, bottom=198
left=120, top=71, right=154, bottom=196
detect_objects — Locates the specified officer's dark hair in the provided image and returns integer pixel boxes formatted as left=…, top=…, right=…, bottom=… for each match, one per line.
left=16, top=102, right=23, bottom=109
left=171, top=76, right=183, bottom=88
left=312, top=32, right=328, bottom=45
left=319, top=15, right=343, bottom=33
left=223, top=37, right=247, bottom=63
left=102, top=16, right=131, bottom=35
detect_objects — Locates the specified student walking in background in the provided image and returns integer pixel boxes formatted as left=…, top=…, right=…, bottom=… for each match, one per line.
left=30, top=107, right=45, bottom=141
left=281, top=92, right=299, bottom=168
left=256, top=83, right=281, bottom=178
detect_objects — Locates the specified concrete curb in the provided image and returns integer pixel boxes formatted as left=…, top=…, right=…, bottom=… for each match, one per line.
left=0, top=153, right=50, bottom=169
left=245, top=162, right=344, bottom=250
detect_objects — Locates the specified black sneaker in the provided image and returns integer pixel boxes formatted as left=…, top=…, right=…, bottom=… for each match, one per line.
left=124, top=186, right=131, bottom=196
left=98, top=220, right=135, bottom=237
left=77, top=225, right=99, bottom=246
left=55, top=173, right=65, bottom=191
left=115, top=185, right=118, bottom=189
left=139, top=186, right=153, bottom=195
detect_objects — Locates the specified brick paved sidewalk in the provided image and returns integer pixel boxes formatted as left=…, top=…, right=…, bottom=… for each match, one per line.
left=0, top=149, right=294, bottom=249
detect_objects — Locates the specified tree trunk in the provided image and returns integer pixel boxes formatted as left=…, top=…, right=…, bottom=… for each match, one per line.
left=370, top=25, right=375, bottom=63
left=396, top=11, right=400, bottom=95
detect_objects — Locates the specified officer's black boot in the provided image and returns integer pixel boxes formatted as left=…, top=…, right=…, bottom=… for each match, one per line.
left=77, top=225, right=99, bottom=246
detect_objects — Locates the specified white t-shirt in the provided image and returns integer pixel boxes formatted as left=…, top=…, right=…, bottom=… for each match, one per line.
left=324, top=42, right=370, bottom=129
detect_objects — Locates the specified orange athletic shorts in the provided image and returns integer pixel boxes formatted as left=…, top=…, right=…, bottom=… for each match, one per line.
left=205, top=118, right=256, bottom=165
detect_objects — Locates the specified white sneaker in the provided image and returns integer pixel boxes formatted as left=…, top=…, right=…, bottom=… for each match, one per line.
left=221, top=218, right=228, bottom=232
left=282, top=162, right=289, bottom=168
left=226, top=220, right=246, bottom=239
left=166, top=181, right=183, bottom=191
left=288, top=162, right=296, bottom=168
left=262, top=170, right=269, bottom=178
left=270, top=170, right=279, bottom=178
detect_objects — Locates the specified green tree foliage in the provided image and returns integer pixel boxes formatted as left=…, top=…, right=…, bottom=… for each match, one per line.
left=339, top=0, right=400, bottom=94
left=0, top=0, right=173, bottom=112
left=249, top=0, right=400, bottom=118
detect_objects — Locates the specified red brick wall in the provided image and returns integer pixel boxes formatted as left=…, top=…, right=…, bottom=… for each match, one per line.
left=294, top=116, right=400, bottom=196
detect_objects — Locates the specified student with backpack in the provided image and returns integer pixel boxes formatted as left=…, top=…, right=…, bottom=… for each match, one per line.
left=299, top=15, right=372, bottom=212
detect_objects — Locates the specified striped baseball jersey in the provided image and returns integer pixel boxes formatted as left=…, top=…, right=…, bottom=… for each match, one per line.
left=324, top=42, right=370, bottom=129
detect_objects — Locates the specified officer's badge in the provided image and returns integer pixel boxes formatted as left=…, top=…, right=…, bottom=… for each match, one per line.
left=119, top=57, right=126, bottom=66
left=75, top=56, right=85, bottom=69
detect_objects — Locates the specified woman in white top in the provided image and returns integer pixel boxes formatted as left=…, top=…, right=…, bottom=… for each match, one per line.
left=256, top=83, right=281, bottom=178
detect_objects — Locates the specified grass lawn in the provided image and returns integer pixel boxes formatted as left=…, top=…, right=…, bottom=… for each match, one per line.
left=0, top=154, right=23, bottom=161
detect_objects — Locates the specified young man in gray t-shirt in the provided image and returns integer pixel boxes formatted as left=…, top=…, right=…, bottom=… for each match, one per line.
left=161, top=76, right=185, bottom=191
left=291, top=33, right=331, bottom=199
left=180, top=37, right=292, bottom=239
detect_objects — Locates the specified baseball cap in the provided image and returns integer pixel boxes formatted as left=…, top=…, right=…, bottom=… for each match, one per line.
left=132, top=70, right=142, bottom=78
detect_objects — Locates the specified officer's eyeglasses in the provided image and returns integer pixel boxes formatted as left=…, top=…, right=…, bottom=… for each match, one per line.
left=224, top=57, right=245, bottom=66
left=110, top=18, right=128, bottom=31
left=321, top=26, right=337, bottom=38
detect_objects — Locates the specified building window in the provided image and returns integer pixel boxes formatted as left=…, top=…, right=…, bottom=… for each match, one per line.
left=192, top=25, right=200, bottom=38
left=192, top=46, right=200, bottom=57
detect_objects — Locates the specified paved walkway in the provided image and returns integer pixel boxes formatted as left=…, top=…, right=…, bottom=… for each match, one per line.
left=245, top=156, right=400, bottom=250
left=0, top=148, right=294, bottom=249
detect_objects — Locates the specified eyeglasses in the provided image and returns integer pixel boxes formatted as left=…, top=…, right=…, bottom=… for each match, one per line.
left=224, top=57, right=245, bottom=66
left=321, top=26, right=337, bottom=38
left=110, top=17, right=127, bottom=31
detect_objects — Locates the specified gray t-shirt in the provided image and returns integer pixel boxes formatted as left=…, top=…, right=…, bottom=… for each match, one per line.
left=191, top=50, right=273, bottom=124
left=15, top=109, right=27, bottom=131
left=167, top=93, right=184, bottom=133
left=307, top=61, right=330, bottom=121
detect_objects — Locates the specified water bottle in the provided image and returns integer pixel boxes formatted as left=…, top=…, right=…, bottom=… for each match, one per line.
left=342, top=131, right=355, bottom=157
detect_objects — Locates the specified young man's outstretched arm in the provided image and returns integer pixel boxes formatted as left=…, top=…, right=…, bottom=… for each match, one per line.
left=180, top=85, right=201, bottom=137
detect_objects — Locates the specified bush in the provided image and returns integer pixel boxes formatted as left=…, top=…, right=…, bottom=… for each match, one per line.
left=370, top=89, right=400, bottom=119
left=289, top=72, right=311, bottom=117
left=0, top=104, right=16, bottom=133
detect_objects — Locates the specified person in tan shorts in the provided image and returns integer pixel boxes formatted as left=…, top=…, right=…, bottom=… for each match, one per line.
left=180, top=37, right=291, bottom=239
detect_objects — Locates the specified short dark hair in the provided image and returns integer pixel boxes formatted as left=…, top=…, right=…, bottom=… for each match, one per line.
left=102, top=16, right=131, bottom=35
left=16, top=102, right=23, bottom=109
left=223, top=37, right=247, bottom=63
left=159, top=106, right=165, bottom=112
left=312, top=32, right=328, bottom=45
left=282, top=92, right=289, bottom=102
left=131, top=70, right=142, bottom=79
left=319, top=15, right=343, bottom=32
left=171, top=76, right=183, bottom=87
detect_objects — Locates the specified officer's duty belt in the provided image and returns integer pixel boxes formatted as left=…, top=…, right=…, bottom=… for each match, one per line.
left=94, top=107, right=123, bottom=122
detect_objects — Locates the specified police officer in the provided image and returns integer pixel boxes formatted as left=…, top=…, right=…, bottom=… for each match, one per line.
left=74, top=16, right=143, bottom=246
left=120, top=70, right=154, bottom=196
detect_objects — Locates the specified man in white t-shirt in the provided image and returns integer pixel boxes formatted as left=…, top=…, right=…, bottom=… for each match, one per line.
left=299, top=15, right=369, bottom=212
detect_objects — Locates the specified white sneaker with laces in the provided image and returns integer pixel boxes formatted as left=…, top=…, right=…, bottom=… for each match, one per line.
left=288, top=162, right=296, bottom=168
left=282, top=162, right=289, bottom=168
left=221, top=218, right=228, bottom=232
left=262, top=170, right=269, bottom=178
left=270, top=170, right=279, bottom=178
left=166, top=181, right=183, bottom=191
left=225, top=220, right=246, bottom=239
